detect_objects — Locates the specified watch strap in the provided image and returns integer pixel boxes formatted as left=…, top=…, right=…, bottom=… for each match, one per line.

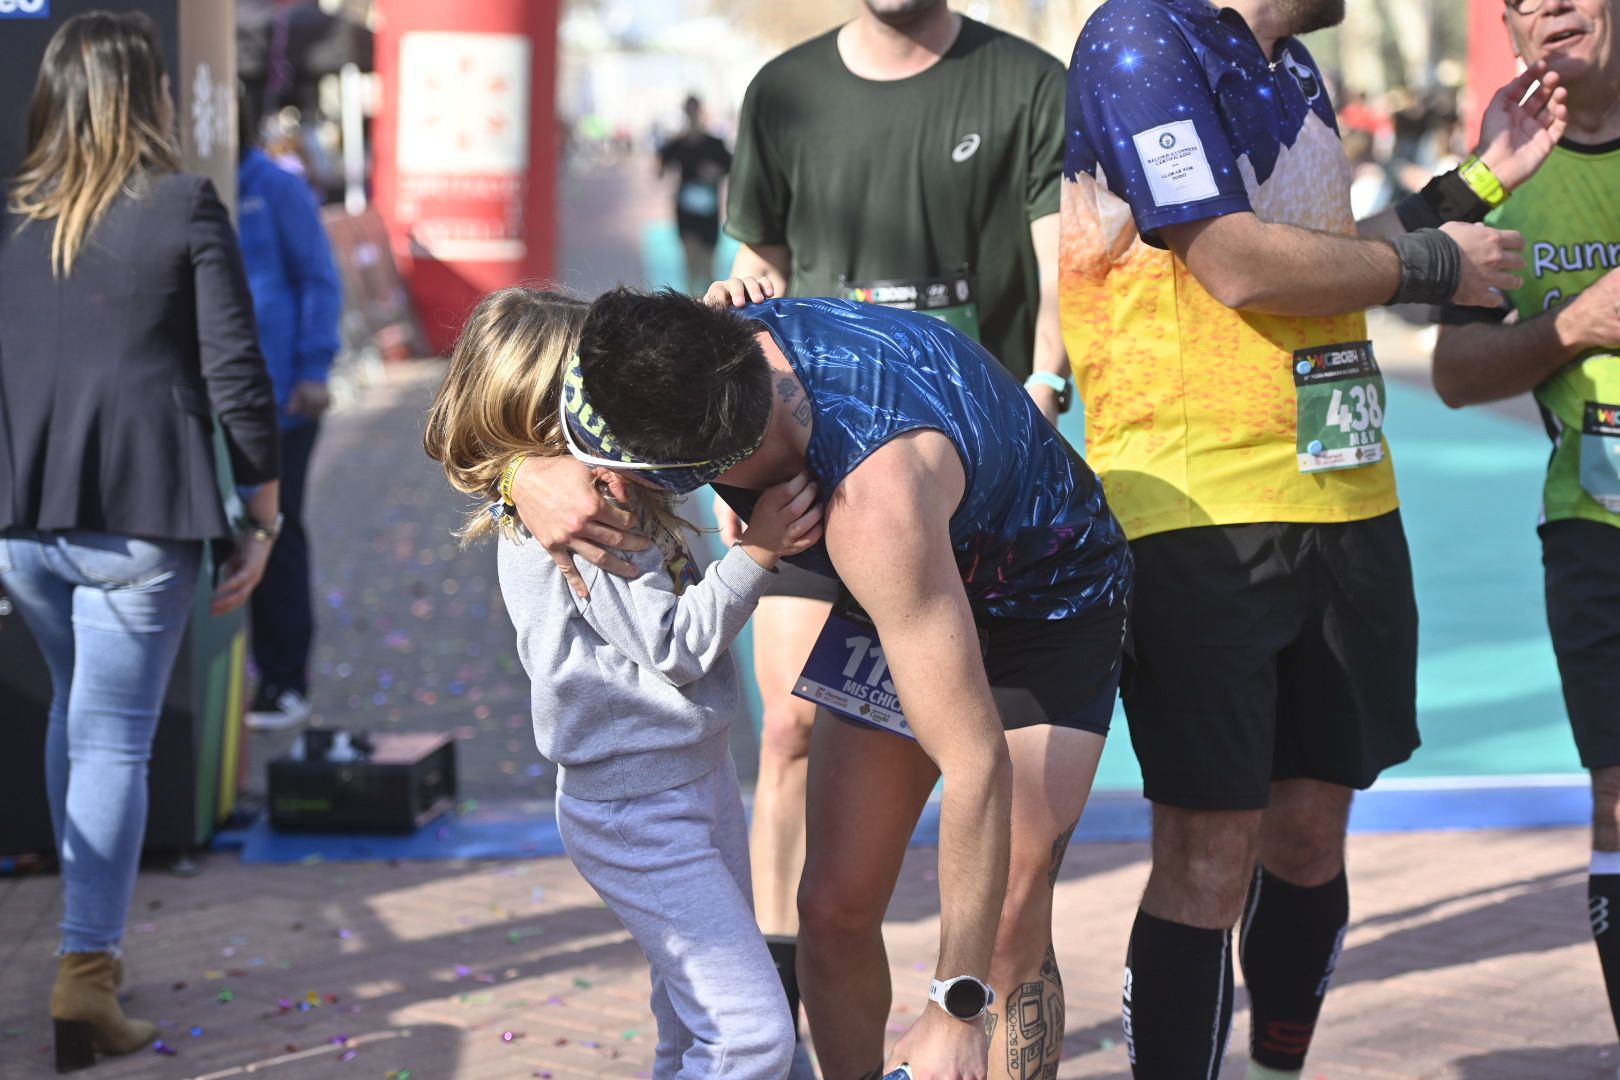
left=928, top=975, right=995, bottom=1020
left=1024, top=371, right=1067, bottom=395
left=1023, top=371, right=1074, bottom=414
left=243, top=511, right=284, bottom=542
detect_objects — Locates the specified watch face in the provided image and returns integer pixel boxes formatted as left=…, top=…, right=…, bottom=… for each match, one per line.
left=943, top=977, right=988, bottom=1019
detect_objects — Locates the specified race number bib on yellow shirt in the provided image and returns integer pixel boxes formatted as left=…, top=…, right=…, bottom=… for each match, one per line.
left=1293, top=342, right=1387, bottom=473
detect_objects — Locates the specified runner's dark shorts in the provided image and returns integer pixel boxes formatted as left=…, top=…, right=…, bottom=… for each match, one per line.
left=674, top=209, right=720, bottom=247
left=824, top=598, right=1126, bottom=737
left=1542, top=519, right=1620, bottom=769
left=1123, top=511, right=1419, bottom=810
left=766, top=561, right=842, bottom=601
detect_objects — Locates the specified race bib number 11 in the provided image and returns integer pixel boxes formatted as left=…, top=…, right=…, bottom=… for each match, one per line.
left=1294, top=341, right=1387, bottom=474
left=793, top=593, right=915, bottom=741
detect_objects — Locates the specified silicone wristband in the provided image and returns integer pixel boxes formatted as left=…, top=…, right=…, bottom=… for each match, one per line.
left=1459, top=155, right=1508, bottom=208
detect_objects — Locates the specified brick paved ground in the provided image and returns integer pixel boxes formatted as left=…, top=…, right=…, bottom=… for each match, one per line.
left=4, top=162, right=1615, bottom=1079
left=2, top=827, right=1615, bottom=1079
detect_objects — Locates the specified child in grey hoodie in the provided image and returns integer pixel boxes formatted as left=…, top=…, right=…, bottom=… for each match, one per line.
left=424, top=287, right=822, bottom=1079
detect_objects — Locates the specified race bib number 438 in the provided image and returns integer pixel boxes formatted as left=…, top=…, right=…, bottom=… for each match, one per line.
left=1293, top=342, right=1387, bottom=474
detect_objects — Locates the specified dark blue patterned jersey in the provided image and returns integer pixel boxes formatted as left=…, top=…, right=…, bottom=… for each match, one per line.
left=715, top=297, right=1131, bottom=621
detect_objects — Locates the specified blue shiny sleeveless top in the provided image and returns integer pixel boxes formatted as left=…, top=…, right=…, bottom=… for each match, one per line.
left=727, top=298, right=1131, bottom=620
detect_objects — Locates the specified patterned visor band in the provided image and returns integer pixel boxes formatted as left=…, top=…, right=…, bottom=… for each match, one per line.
left=558, top=354, right=761, bottom=494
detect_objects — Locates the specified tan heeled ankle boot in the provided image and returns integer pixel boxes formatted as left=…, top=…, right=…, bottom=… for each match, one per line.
left=50, top=952, right=156, bottom=1072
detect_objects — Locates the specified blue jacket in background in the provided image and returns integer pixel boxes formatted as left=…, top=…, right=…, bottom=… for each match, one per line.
left=237, top=148, right=343, bottom=430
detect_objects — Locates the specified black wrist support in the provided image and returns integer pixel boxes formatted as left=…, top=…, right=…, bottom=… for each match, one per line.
left=1394, top=169, right=1493, bottom=231
left=1383, top=228, right=1462, bottom=306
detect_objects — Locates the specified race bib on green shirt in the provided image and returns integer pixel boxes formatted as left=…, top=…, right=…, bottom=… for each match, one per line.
left=1293, top=341, right=1387, bottom=473
left=1580, top=402, right=1620, bottom=512
left=840, top=267, right=981, bottom=342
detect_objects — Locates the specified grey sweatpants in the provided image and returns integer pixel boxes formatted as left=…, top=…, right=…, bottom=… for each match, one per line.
left=556, top=756, right=794, bottom=1079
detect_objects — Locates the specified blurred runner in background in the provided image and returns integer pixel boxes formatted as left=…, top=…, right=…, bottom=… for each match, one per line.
left=719, top=4, right=1073, bottom=1064
left=1064, top=0, right=1565, bottom=1076
left=657, top=95, right=732, bottom=296
left=1433, top=0, right=1620, bottom=1047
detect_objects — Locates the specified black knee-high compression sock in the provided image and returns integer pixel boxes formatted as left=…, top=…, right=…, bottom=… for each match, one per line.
left=1124, top=910, right=1233, bottom=1079
left=1238, top=864, right=1349, bottom=1073
left=765, top=935, right=800, bottom=1040
left=1587, top=854, right=1620, bottom=1039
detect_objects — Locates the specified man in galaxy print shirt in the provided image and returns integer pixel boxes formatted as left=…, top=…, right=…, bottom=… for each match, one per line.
left=1063, top=1, right=1567, bottom=1077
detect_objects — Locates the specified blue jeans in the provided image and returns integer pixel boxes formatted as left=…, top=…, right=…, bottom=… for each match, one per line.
left=0, top=530, right=201, bottom=955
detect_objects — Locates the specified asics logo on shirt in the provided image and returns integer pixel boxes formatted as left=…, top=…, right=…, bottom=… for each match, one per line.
left=952, top=134, right=981, bottom=162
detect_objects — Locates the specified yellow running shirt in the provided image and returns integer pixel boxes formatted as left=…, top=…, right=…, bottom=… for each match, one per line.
left=1060, top=0, right=1399, bottom=540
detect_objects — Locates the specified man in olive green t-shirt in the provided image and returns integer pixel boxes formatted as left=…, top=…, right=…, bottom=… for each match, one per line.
left=715, top=2, right=1077, bottom=1077
left=1433, top=0, right=1620, bottom=1044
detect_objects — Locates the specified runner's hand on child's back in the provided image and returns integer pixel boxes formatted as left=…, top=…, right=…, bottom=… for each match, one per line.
left=738, top=471, right=823, bottom=570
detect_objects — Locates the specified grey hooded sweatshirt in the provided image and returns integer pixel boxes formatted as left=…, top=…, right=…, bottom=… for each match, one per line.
left=497, top=532, right=776, bottom=801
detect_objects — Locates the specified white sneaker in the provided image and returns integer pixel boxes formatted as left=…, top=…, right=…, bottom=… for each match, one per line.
left=246, top=689, right=314, bottom=731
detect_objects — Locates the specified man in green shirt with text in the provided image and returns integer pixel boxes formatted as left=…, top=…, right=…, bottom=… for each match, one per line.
left=1434, top=0, right=1620, bottom=1045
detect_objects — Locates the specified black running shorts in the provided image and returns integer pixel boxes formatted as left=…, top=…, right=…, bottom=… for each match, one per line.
left=1123, top=511, right=1420, bottom=810
left=765, top=561, right=841, bottom=602
left=675, top=210, right=720, bottom=247
left=823, top=599, right=1126, bottom=737
left=1542, top=518, right=1620, bottom=769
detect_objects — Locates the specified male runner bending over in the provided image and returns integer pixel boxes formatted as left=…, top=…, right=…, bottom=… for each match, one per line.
left=517, top=283, right=1132, bottom=1078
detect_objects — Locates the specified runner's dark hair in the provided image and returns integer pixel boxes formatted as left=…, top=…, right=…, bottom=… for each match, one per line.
left=578, top=287, right=772, bottom=464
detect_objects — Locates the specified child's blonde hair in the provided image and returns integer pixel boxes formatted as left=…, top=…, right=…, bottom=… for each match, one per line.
left=423, top=285, right=686, bottom=547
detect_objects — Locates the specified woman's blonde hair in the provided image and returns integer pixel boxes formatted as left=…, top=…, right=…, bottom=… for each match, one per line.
left=423, top=286, right=689, bottom=548
left=8, top=11, right=181, bottom=277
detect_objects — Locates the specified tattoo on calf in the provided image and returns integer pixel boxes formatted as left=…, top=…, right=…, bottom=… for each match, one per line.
left=1048, top=821, right=1078, bottom=890
left=1005, top=946, right=1064, bottom=1080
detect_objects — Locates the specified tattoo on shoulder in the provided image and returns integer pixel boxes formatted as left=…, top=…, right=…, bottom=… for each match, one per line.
left=776, top=376, right=799, bottom=402
left=793, top=397, right=813, bottom=429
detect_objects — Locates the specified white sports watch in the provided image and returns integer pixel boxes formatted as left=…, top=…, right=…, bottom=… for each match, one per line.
left=928, top=975, right=995, bottom=1021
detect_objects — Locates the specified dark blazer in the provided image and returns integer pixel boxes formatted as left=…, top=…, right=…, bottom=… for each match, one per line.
left=0, top=172, right=280, bottom=541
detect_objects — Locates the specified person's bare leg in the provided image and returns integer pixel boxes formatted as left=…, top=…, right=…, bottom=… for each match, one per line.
left=1255, top=780, right=1350, bottom=886
left=748, top=595, right=830, bottom=936
left=1140, top=806, right=1261, bottom=927
left=986, top=726, right=1104, bottom=1080
left=798, top=716, right=938, bottom=1079
left=1127, top=805, right=1261, bottom=1077
left=681, top=233, right=716, bottom=297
